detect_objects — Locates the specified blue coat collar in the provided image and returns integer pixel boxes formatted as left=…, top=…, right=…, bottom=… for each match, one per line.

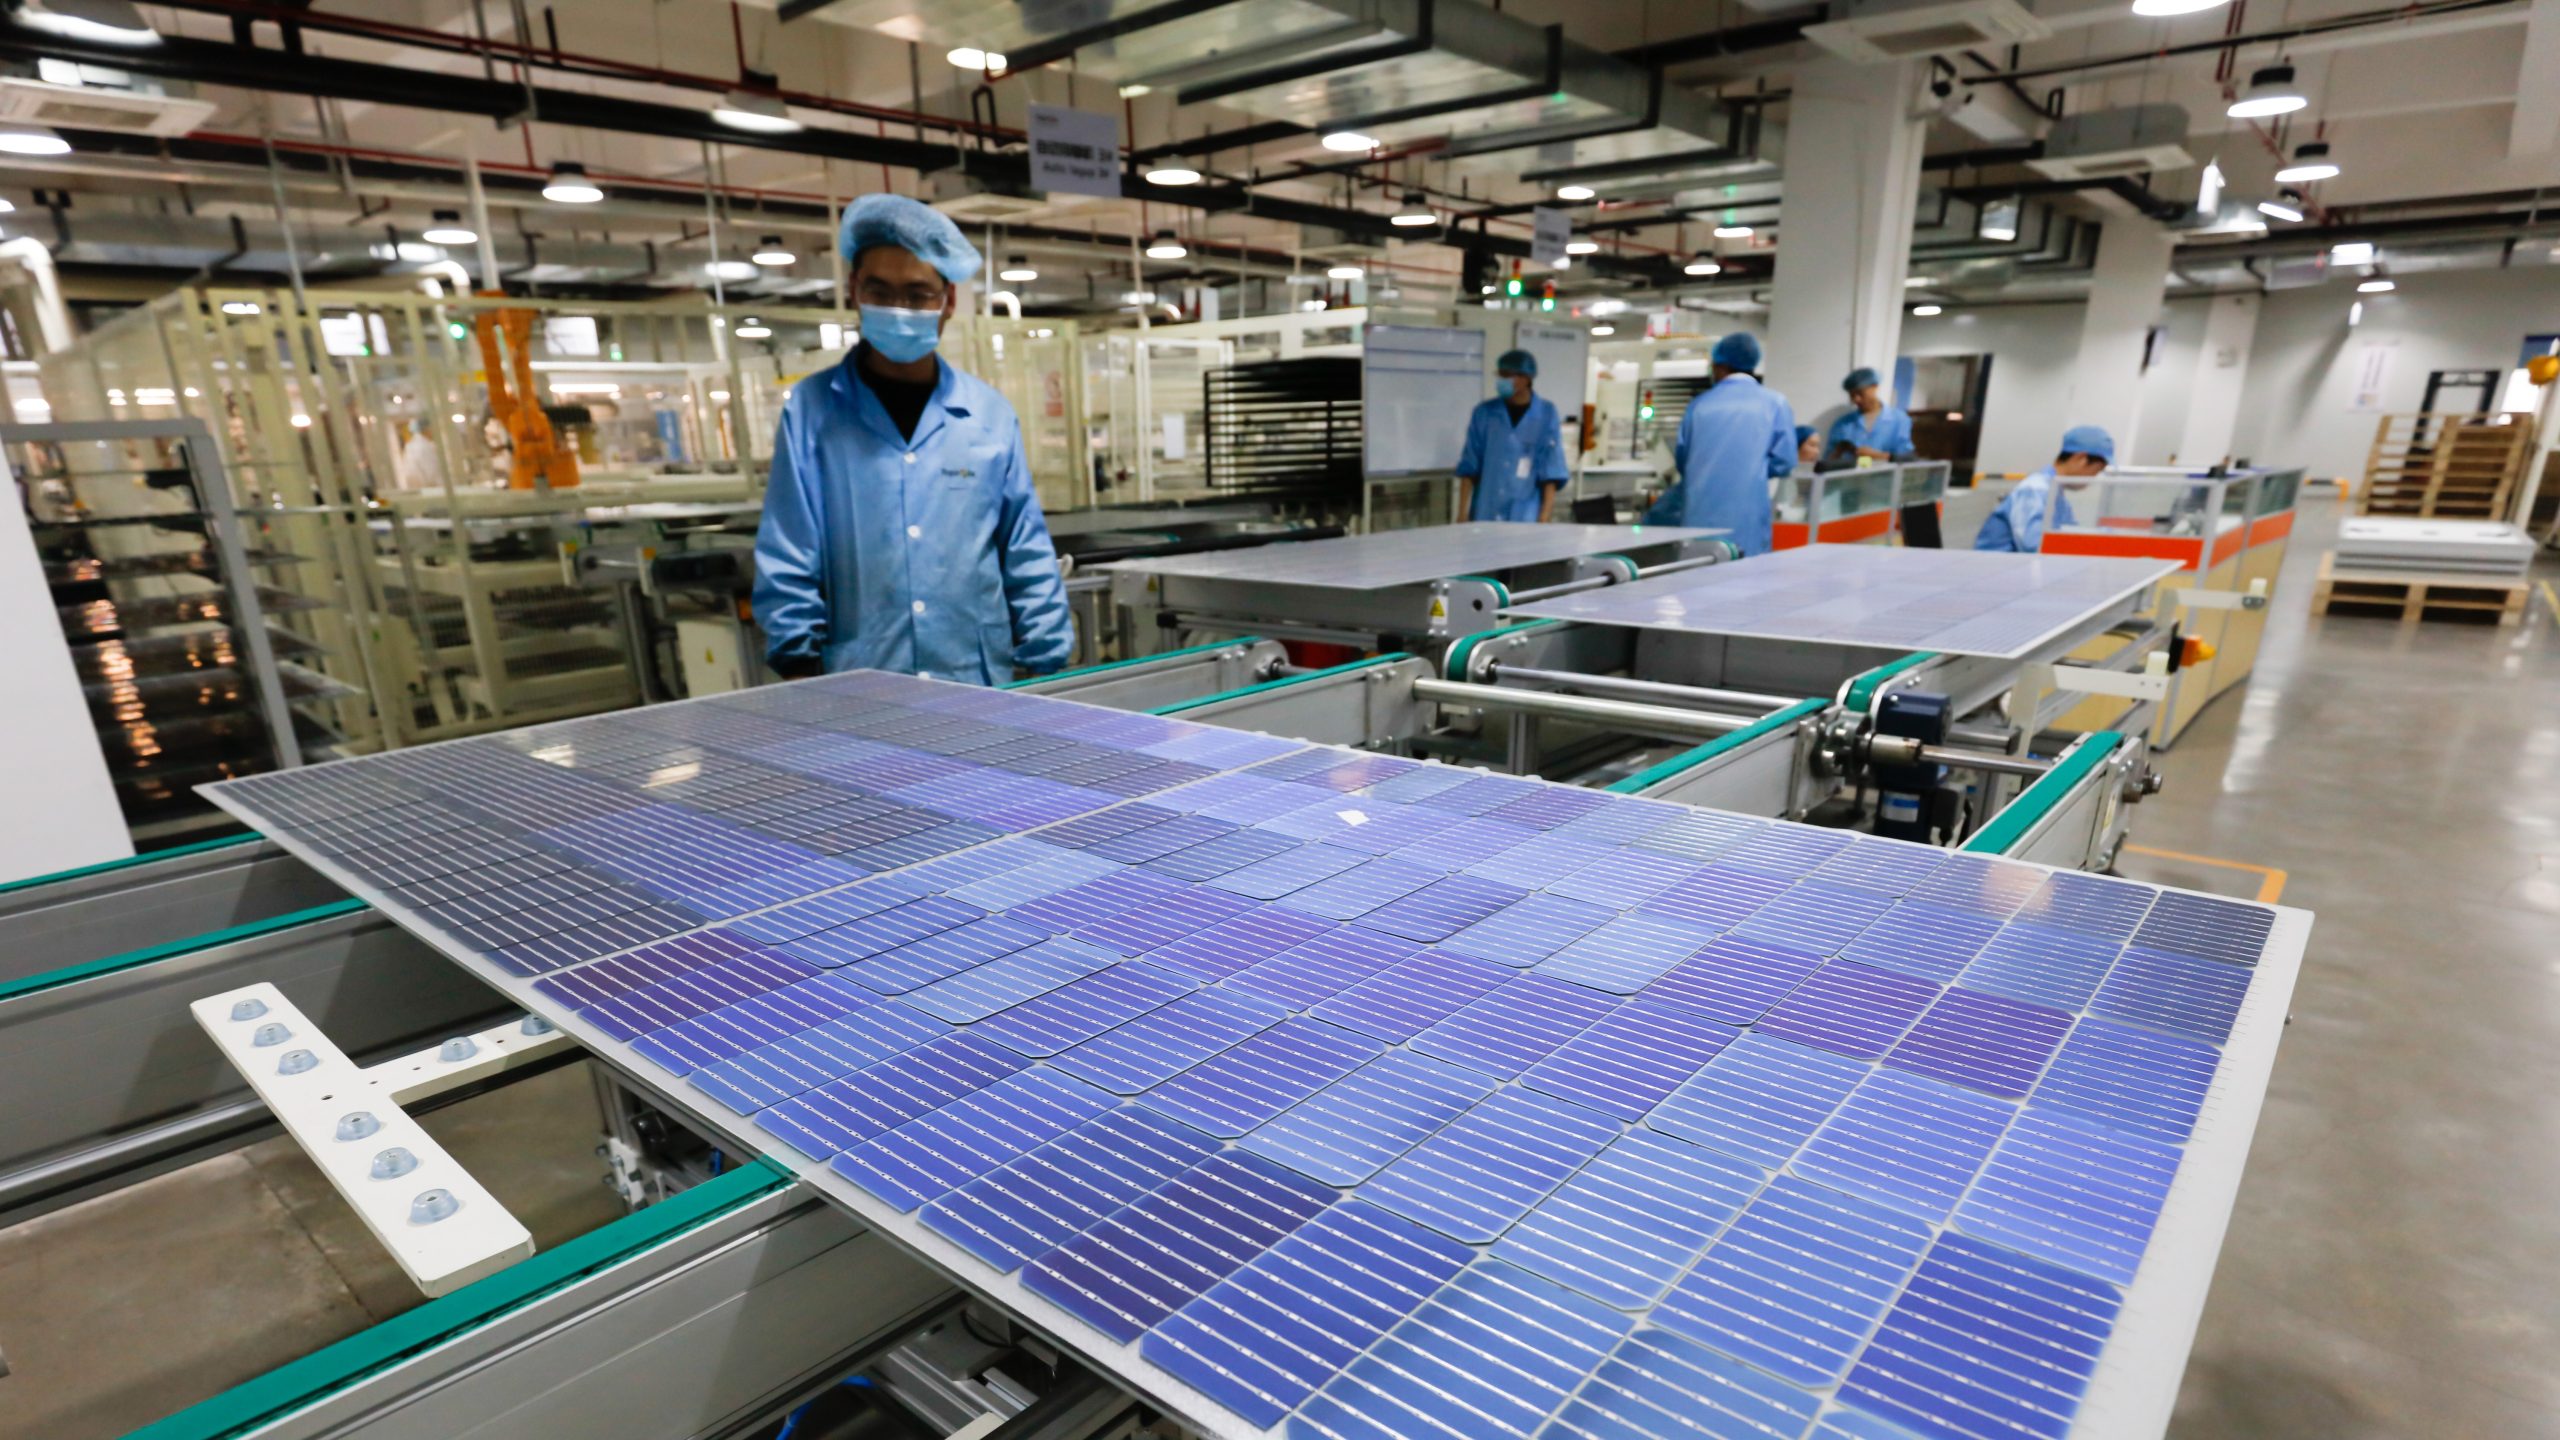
left=829, top=346, right=975, bottom=448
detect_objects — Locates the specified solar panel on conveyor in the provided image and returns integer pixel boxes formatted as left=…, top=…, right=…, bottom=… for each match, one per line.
left=205, top=670, right=2307, bottom=1440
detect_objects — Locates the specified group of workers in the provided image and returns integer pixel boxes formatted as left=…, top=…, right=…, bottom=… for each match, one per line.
left=751, top=192, right=2116, bottom=689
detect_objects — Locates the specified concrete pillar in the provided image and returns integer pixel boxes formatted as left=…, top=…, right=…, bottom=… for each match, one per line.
left=2174, top=292, right=2262, bottom=466
left=1763, top=56, right=1928, bottom=425
left=2068, top=220, right=2175, bottom=450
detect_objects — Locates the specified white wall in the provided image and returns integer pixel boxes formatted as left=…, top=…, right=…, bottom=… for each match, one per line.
left=1901, top=302, right=2088, bottom=476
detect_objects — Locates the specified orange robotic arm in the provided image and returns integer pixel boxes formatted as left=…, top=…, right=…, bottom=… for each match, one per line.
left=472, top=302, right=579, bottom=490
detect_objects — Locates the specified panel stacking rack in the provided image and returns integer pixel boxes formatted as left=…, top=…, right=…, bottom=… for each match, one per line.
left=1203, top=357, right=1364, bottom=502
left=207, top=671, right=2308, bottom=1440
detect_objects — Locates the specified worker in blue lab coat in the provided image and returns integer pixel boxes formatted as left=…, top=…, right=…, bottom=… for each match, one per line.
left=1454, top=349, right=1572, bottom=522
left=1825, top=366, right=1915, bottom=462
left=1642, top=332, right=1796, bottom=555
left=1975, top=423, right=2113, bottom=553
left=753, top=194, right=1070, bottom=685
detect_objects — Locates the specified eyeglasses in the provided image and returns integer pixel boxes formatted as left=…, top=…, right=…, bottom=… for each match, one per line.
left=856, top=280, right=948, bottom=310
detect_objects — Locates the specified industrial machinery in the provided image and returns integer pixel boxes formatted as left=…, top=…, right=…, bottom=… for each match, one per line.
left=473, top=304, right=583, bottom=492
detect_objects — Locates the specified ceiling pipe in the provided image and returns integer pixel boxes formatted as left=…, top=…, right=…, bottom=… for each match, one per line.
left=1960, top=0, right=2522, bottom=87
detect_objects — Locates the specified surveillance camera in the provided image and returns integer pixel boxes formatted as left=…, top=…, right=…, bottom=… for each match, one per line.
left=1930, top=76, right=1953, bottom=99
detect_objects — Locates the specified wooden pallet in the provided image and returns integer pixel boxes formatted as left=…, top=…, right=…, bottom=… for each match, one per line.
left=2359, top=412, right=2537, bottom=520
left=2310, top=552, right=2529, bottom=625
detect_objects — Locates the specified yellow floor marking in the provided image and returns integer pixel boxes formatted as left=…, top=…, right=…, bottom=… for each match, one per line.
left=2121, top=843, right=2287, bottom=903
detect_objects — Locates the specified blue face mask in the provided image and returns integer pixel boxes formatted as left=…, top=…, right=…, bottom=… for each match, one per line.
left=859, top=304, right=942, bottom=364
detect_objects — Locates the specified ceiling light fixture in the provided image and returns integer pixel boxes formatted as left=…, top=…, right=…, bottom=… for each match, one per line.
left=1685, top=252, right=1721, bottom=276
left=422, top=210, right=476, bottom=245
left=1326, top=264, right=1365, bottom=281
left=1912, top=303, right=1943, bottom=317
left=998, top=256, right=1039, bottom=283
left=2227, top=64, right=2307, bottom=119
left=1391, top=192, right=1436, bottom=227
left=1591, top=325, right=1616, bottom=336
left=13, top=0, right=159, bottom=47
left=1565, top=238, right=1599, bottom=255
left=711, top=77, right=802, bottom=135
left=1144, top=165, right=1201, bottom=186
left=543, top=161, right=603, bottom=203
left=1978, top=198, right=2020, bottom=243
left=220, top=300, right=262, bottom=316
left=1321, top=131, right=1375, bottom=152
left=705, top=260, right=758, bottom=282
left=734, top=317, right=773, bottom=338
left=0, top=123, right=72, bottom=157
left=2357, top=277, right=2395, bottom=293
left=1145, top=229, right=1188, bottom=260
left=1556, top=184, right=1597, bottom=202
left=1120, top=289, right=1157, bottom=305
left=2275, top=141, right=2340, bottom=183
left=752, top=235, right=796, bottom=266
left=2257, top=199, right=2304, bottom=222
left=2132, top=0, right=2230, bottom=14
left=394, top=242, right=441, bottom=263
left=946, top=47, right=1007, bottom=71
left=2329, top=240, right=2375, bottom=266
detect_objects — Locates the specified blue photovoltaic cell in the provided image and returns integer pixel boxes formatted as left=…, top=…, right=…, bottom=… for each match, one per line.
left=1645, top=935, right=1824, bottom=1025
left=1654, top=1175, right=1934, bottom=1387
left=1720, top=824, right=1856, bottom=878
left=1812, top=838, right=1948, bottom=897
left=1492, top=1130, right=1764, bottom=1308
left=1145, top=1200, right=1473, bottom=1428
left=1464, top=833, right=1614, bottom=888
left=1954, top=1105, right=2179, bottom=1285
left=1078, top=885, right=1256, bottom=956
left=1309, top=948, right=1513, bottom=1043
left=1543, top=1326, right=1823, bottom=1440
left=1885, top=985, right=2073, bottom=1099
left=1956, top=921, right=2121, bottom=1011
left=1137, top=1017, right=1382, bottom=1137
left=751, top=1031, right=1028, bottom=1159
left=1732, top=881, right=1897, bottom=956
left=1399, top=815, right=1540, bottom=872
left=839, top=913, right=1048, bottom=993
left=1365, top=766, right=1478, bottom=805
left=830, top=1066, right=1119, bottom=1210
left=1909, top=854, right=2045, bottom=917
left=688, top=1000, right=948, bottom=1115
left=725, top=875, right=930, bottom=943
left=1536, top=913, right=1717, bottom=994
left=1024, top=1148, right=1335, bottom=1342
left=1293, top=1260, right=1633, bottom=1440
left=1142, top=827, right=1299, bottom=881
left=2033, top=1014, right=2218, bottom=1142
left=1791, top=1068, right=2015, bottom=1222
left=1411, top=772, right=1542, bottom=815
left=922, top=1106, right=1221, bottom=1270
left=969, top=960, right=1196, bottom=1058
left=1409, top=973, right=1618, bottom=1080
left=900, top=936, right=1120, bottom=1023
left=1516, top=997, right=1738, bottom=1120
left=1206, top=843, right=1367, bottom=900
left=1756, top=958, right=1943, bottom=1060
left=1355, top=873, right=1529, bottom=943
left=1272, top=857, right=1441, bottom=921
left=2087, top=944, right=2251, bottom=1043
left=1440, top=892, right=1616, bottom=968
left=1008, top=869, right=1187, bottom=936
left=1239, top=1049, right=1494, bottom=1184
left=2017, top=870, right=2156, bottom=940
left=1639, top=864, right=1791, bottom=932
left=1145, top=908, right=1334, bottom=985
left=2133, top=889, right=2275, bottom=966
left=630, top=972, right=877, bottom=1074
left=1048, top=986, right=1292, bottom=1094
left=1550, top=796, right=1684, bottom=848
left=1838, top=902, right=2004, bottom=984
left=1230, top=927, right=1420, bottom=1011
left=1362, top=1088, right=1619, bottom=1243
left=946, top=851, right=1122, bottom=912
left=1164, top=772, right=1325, bottom=824
left=1546, top=849, right=1701, bottom=909
left=1839, top=1232, right=2122, bottom=1440
left=1648, top=1033, right=1866, bottom=1168
left=1810, top=1410, right=1933, bottom=1440
left=1085, top=811, right=1236, bottom=864
left=1631, top=809, right=1769, bottom=862
left=778, top=894, right=990, bottom=971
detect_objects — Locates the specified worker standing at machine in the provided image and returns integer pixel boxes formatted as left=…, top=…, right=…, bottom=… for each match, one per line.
left=753, top=195, right=1071, bottom=684
left=1454, top=349, right=1572, bottom=523
left=1643, top=333, right=1795, bottom=555
left=1974, top=423, right=2112, bottom=552
left=1824, top=366, right=1914, bottom=464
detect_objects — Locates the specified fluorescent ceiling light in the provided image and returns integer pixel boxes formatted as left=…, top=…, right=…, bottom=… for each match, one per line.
left=1978, top=197, right=2020, bottom=243
left=0, top=198, right=13, bottom=214
left=2329, top=240, right=2375, bottom=265
left=0, top=124, right=72, bottom=157
left=220, top=300, right=262, bottom=315
left=2132, top=0, right=2229, bottom=13
left=2357, top=278, right=2394, bottom=293
left=394, top=242, right=441, bottom=263
left=1326, top=264, right=1365, bottom=281
left=2256, top=199, right=2304, bottom=222
left=705, top=260, right=758, bottom=281
left=752, top=235, right=796, bottom=266
left=2275, top=141, right=2339, bottom=183
left=946, top=47, right=1007, bottom=71
left=543, top=162, right=603, bottom=203
left=1685, top=252, right=1721, bottom=276
left=1321, top=131, right=1375, bottom=152
left=1903, top=275, right=1930, bottom=286
left=1144, top=166, right=1201, bottom=186
left=998, top=256, right=1039, bottom=283
left=1117, top=83, right=1151, bottom=98
left=1145, top=229, right=1188, bottom=259
left=1591, top=325, right=1616, bottom=336
left=1564, top=239, right=1599, bottom=255
left=1911, top=303, right=1943, bottom=316
left=422, top=210, right=476, bottom=245
left=734, top=318, right=773, bottom=338
left=1712, top=224, right=1753, bottom=239
left=1120, top=290, right=1156, bottom=304
left=2228, top=65, right=2307, bottom=119
left=1391, top=192, right=1436, bottom=227
left=1556, top=184, right=1596, bottom=201
left=711, top=88, right=801, bottom=135
left=14, top=0, right=159, bottom=46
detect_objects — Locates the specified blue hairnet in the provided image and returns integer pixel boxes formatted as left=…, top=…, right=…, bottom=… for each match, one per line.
left=1843, top=366, right=1880, bottom=392
left=1794, top=424, right=1816, bottom=446
left=1495, top=348, right=1537, bottom=378
left=1712, top=332, right=1762, bottom=372
left=2060, top=423, right=2116, bottom=465
left=838, top=194, right=982, bottom=285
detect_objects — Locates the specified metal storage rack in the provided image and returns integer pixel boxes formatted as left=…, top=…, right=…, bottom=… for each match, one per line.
left=1202, top=356, right=1364, bottom=500
left=4, top=418, right=342, bottom=841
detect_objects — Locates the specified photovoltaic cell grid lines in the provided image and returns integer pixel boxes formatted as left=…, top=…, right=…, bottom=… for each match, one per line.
left=203, top=670, right=2299, bottom=1440
left=1505, top=545, right=2185, bottom=660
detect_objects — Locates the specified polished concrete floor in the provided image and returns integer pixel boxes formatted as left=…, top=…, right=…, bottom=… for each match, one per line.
left=0, top=492, right=2551, bottom=1440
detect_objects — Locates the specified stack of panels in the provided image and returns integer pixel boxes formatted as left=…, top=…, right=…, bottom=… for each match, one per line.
left=2332, top=517, right=2537, bottom=577
left=208, top=671, right=2297, bottom=1440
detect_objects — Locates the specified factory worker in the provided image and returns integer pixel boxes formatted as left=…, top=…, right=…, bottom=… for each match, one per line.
left=1642, top=332, right=1795, bottom=556
left=1454, top=348, right=1572, bottom=523
left=753, top=194, right=1071, bottom=685
left=1825, top=366, right=1914, bottom=462
left=1974, top=423, right=2112, bottom=553
left=1795, top=424, right=1822, bottom=467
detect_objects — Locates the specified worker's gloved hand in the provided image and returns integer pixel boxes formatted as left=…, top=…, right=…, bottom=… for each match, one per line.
left=769, top=655, right=823, bottom=681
